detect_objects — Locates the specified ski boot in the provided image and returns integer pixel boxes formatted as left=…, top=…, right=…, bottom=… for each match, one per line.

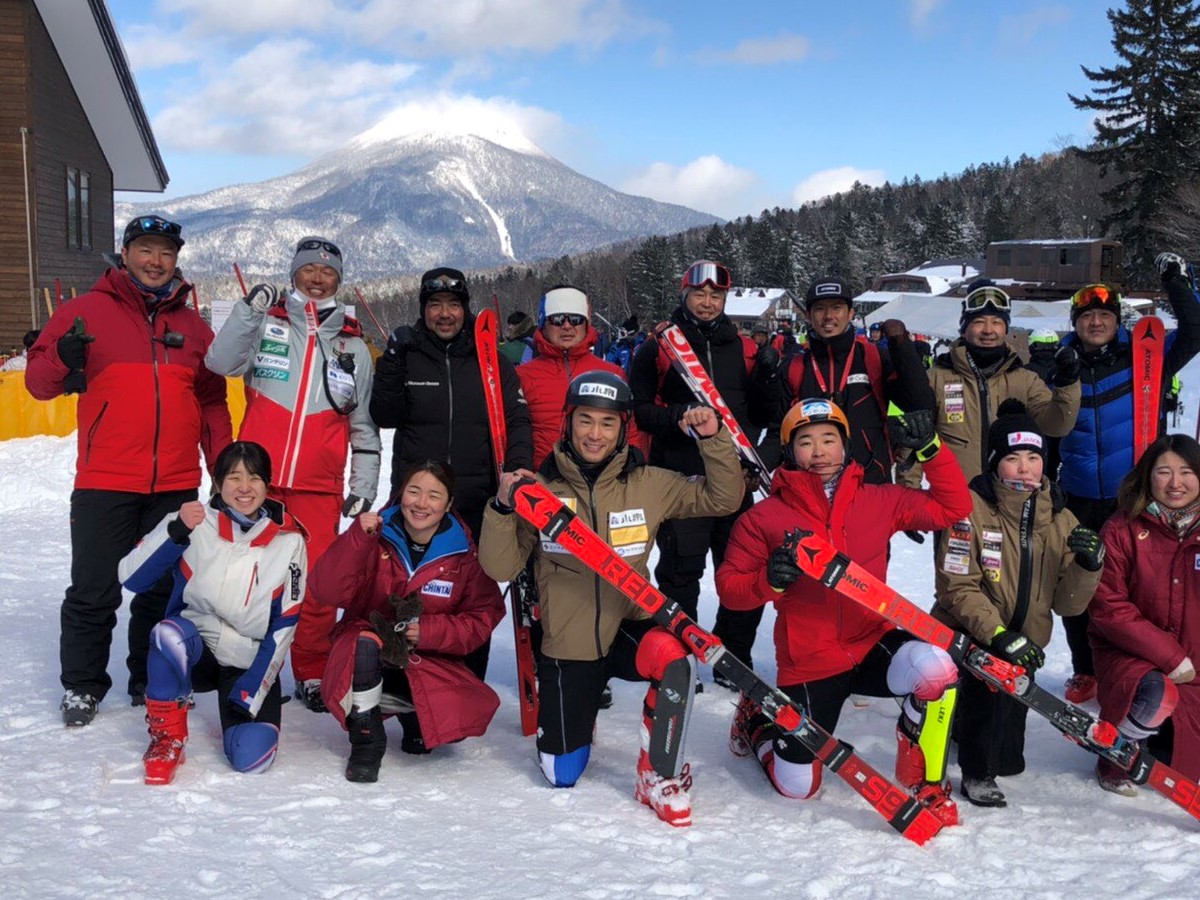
left=635, top=750, right=693, bottom=827
left=144, top=698, right=189, bottom=785
left=345, top=707, right=387, bottom=783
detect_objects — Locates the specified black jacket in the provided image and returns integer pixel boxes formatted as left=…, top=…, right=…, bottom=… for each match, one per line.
left=629, top=308, right=771, bottom=477
left=773, top=326, right=936, bottom=483
left=370, top=317, right=532, bottom=516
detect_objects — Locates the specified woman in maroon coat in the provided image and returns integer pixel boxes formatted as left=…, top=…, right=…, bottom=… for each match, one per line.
left=309, top=460, right=505, bottom=782
left=717, top=399, right=972, bottom=825
left=1091, top=434, right=1200, bottom=795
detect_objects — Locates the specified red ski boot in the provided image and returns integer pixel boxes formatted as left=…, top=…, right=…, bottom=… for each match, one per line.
left=635, top=750, right=694, bottom=827
left=144, top=698, right=188, bottom=785
left=896, top=723, right=959, bottom=826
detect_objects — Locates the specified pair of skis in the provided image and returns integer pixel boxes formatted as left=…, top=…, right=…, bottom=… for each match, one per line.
left=475, top=309, right=538, bottom=737
left=784, top=529, right=1200, bottom=825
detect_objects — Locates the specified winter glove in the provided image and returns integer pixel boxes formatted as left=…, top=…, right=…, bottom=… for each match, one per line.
left=754, top=344, right=781, bottom=377
left=342, top=494, right=369, bottom=518
left=990, top=628, right=1045, bottom=672
left=1066, top=525, right=1105, bottom=571
left=903, top=529, right=926, bottom=545
left=244, top=283, right=280, bottom=314
left=881, top=318, right=909, bottom=343
left=767, top=542, right=803, bottom=592
left=369, top=593, right=424, bottom=668
left=1052, top=345, right=1081, bottom=387
left=57, top=316, right=94, bottom=372
left=386, top=325, right=413, bottom=355
left=1156, top=252, right=1187, bottom=282
left=887, top=404, right=941, bottom=463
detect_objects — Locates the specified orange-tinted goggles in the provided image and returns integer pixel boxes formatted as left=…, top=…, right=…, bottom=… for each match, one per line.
left=1071, top=284, right=1119, bottom=308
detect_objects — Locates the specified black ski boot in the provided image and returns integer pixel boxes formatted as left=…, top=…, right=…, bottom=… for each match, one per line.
left=399, top=711, right=432, bottom=755
left=345, top=707, right=387, bottom=782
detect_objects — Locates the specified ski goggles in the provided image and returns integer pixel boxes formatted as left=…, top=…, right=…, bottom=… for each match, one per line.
left=962, top=285, right=1011, bottom=313
left=681, top=261, right=732, bottom=292
left=123, top=215, right=183, bottom=247
left=1070, top=284, right=1119, bottom=310
left=296, top=238, right=342, bottom=258
left=545, top=313, right=587, bottom=328
left=422, top=276, right=467, bottom=295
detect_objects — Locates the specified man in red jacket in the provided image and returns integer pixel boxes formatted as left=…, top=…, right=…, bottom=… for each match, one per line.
left=26, top=215, right=231, bottom=726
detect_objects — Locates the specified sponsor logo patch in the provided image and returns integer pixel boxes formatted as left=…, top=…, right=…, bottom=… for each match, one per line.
left=421, top=579, right=453, bottom=598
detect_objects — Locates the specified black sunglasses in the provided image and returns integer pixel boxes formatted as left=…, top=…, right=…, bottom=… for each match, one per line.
left=423, top=277, right=467, bottom=294
left=297, top=239, right=342, bottom=258
left=546, top=313, right=587, bottom=327
left=134, top=216, right=182, bottom=237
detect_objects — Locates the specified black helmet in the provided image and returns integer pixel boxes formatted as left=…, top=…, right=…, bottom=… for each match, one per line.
left=564, top=370, right=632, bottom=414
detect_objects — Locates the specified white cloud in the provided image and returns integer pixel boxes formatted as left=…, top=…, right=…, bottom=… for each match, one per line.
left=909, top=0, right=946, bottom=28
left=152, top=38, right=419, bottom=154
left=713, top=33, right=811, bottom=65
left=998, top=6, right=1072, bottom=46
left=621, top=156, right=758, bottom=218
left=791, top=166, right=886, bottom=205
left=352, top=95, right=564, bottom=156
left=118, top=24, right=205, bottom=70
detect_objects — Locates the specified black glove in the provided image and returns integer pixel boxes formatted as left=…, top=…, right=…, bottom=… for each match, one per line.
left=57, top=316, right=94, bottom=371
left=767, top=543, right=803, bottom=591
left=903, top=529, right=926, bottom=545
left=342, top=494, right=369, bottom=518
left=754, top=345, right=781, bottom=376
left=990, top=628, right=1045, bottom=671
left=245, top=283, right=280, bottom=313
left=888, top=407, right=941, bottom=462
left=1067, top=525, right=1105, bottom=571
left=1052, top=345, right=1081, bottom=387
left=1156, top=252, right=1186, bottom=283
left=387, top=325, right=413, bottom=355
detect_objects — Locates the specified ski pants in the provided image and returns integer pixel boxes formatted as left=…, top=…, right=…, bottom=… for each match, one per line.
left=536, top=619, right=686, bottom=761
left=277, top=488, right=342, bottom=683
left=955, top=663, right=1031, bottom=779
left=61, top=487, right=195, bottom=700
left=1061, top=493, right=1118, bottom=677
left=654, top=492, right=762, bottom=666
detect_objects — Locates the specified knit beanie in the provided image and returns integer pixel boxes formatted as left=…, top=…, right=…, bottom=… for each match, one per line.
left=538, top=285, right=590, bottom=326
left=419, top=266, right=470, bottom=311
left=1069, top=283, right=1122, bottom=325
left=290, top=236, right=343, bottom=284
left=959, top=279, right=1011, bottom=334
left=986, top=399, right=1046, bottom=473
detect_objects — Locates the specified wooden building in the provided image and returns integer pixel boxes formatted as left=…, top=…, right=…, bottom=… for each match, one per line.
left=0, top=0, right=166, bottom=350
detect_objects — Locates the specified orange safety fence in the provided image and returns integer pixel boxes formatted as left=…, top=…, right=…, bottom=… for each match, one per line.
left=0, top=373, right=247, bottom=441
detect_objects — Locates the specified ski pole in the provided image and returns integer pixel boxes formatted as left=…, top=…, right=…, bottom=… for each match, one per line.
left=353, top=287, right=390, bottom=342
left=232, top=262, right=248, bottom=296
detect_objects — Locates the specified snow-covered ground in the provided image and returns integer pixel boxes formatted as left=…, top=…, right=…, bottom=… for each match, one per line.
left=5, top=357, right=1200, bottom=898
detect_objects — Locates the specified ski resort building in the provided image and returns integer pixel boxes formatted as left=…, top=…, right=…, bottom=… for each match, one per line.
left=0, top=0, right=167, bottom=349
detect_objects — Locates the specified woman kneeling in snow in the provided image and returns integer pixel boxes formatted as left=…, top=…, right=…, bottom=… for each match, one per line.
left=309, top=460, right=505, bottom=783
left=119, top=441, right=307, bottom=785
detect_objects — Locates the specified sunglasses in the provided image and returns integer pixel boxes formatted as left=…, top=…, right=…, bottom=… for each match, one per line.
left=1071, top=284, right=1119, bottom=308
left=297, top=239, right=342, bottom=258
left=963, top=285, right=1011, bottom=313
left=423, top=277, right=467, bottom=295
left=546, top=313, right=587, bottom=328
left=681, top=261, right=732, bottom=291
left=132, top=216, right=182, bottom=237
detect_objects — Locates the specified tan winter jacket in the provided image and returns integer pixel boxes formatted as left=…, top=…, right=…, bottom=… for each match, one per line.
left=479, top=430, right=744, bottom=660
left=899, top=342, right=1080, bottom=487
left=933, top=476, right=1099, bottom=649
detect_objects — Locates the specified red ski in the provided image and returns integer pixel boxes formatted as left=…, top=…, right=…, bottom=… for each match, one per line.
left=786, top=528, right=1200, bottom=826
left=511, top=479, right=945, bottom=845
left=475, top=309, right=538, bottom=736
left=1131, top=315, right=1165, bottom=463
left=656, top=325, right=772, bottom=493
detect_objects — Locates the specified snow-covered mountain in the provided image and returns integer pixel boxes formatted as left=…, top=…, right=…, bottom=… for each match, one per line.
left=117, top=124, right=720, bottom=280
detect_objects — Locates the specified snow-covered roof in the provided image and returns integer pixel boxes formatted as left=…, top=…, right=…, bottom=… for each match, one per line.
left=33, top=0, right=167, bottom=191
left=724, top=287, right=794, bottom=319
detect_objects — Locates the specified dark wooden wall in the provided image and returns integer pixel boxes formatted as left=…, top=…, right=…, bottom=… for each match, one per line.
left=0, top=0, right=35, bottom=350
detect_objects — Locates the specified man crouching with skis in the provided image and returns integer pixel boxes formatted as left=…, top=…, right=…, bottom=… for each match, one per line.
left=480, top=371, right=744, bottom=826
left=717, top=399, right=972, bottom=825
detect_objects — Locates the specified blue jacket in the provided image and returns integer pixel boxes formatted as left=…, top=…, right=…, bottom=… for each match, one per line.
left=1058, top=277, right=1200, bottom=500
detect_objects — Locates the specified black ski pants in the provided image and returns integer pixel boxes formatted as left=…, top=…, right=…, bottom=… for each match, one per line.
left=653, top=493, right=762, bottom=667
left=954, top=665, right=1031, bottom=779
left=61, top=488, right=195, bottom=700
left=1061, top=493, right=1119, bottom=678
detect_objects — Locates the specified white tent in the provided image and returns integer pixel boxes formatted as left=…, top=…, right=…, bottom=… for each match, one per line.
left=862, top=295, right=1076, bottom=339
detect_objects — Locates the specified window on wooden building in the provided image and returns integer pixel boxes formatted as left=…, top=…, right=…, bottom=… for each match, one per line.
left=66, top=167, right=92, bottom=250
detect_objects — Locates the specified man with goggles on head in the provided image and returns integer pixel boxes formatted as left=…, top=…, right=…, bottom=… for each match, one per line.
left=629, top=260, right=777, bottom=684
left=1052, top=255, right=1200, bottom=705
left=205, top=236, right=380, bottom=713
left=370, top=267, right=532, bottom=680
left=898, top=278, right=1081, bottom=495
left=26, top=215, right=232, bottom=726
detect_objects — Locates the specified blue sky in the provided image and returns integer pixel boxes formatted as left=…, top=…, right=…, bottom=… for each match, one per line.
left=108, top=1, right=1118, bottom=220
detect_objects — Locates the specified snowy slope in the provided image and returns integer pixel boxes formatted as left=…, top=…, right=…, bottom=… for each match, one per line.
left=5, top=358, right=1200, bottom=897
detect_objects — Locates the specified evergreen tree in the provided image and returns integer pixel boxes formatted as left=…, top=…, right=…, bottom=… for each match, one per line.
left=1070, top=0, right=1200, bottom=284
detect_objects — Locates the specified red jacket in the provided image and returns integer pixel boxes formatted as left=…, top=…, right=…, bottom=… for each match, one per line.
left=1091, top=511, right=1200, bottom=779
left=309, top=511, right=504, bottom=747
left=717, top=448, right=971, bottom=685
left=25, top=268, right=230, bottom=492
left=517, top=327, right=640, bottom=468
